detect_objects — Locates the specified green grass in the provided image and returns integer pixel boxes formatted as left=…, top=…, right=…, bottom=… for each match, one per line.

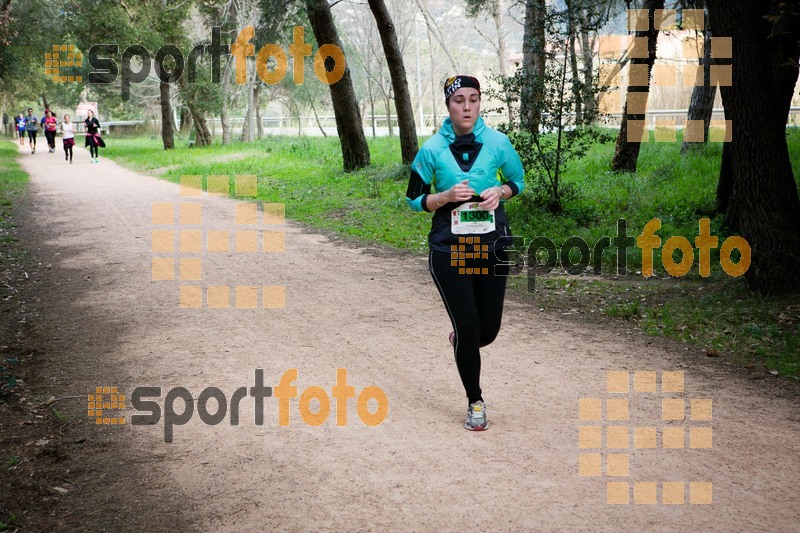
left=0, top=141, right=29, bottom=403
left=105, top=135, right=432, bottom=252
left=0, top=142, right=28, bottom=255
left=102, top=130, right=800, bottom=380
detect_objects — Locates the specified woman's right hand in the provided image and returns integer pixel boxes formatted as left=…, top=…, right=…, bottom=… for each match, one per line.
left=445, top=180, right=475, bottom=203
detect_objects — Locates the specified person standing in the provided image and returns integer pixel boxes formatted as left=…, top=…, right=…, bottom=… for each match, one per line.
left=405, top=75, right=525, bottom=431
left=61, top=114, right=75, bottom=164
left=24, top=108, right=38, bottom=153
left=43, top=110, right=58, bottom=153
left=15, top=113, right=25, bottom=146
left=84, top=109, right=102, bottom=163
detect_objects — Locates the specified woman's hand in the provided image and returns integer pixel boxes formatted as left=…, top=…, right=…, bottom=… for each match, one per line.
left=478, top=185, right=504, bottom=211
left=445, top=180, right=475, bottom=203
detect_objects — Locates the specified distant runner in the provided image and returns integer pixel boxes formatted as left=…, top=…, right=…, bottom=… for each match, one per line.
left=24, top=108, right=38, bottom=154
left=15, top=113, right=25, bottom=146
left=84, top=110, right=103, bottom=163
left=43, top=110, right=58, bottom=153
left=61, top=114, right=75, bottom=164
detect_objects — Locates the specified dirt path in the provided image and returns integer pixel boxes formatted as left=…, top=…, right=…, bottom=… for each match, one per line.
left=10, top=141, right=800, bottom=531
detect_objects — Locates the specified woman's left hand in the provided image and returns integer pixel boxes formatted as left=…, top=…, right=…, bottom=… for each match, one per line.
left=477, top=186, right=503, bottom=211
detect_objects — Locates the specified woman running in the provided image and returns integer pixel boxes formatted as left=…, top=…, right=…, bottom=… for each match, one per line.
left=84, top=109, right=102, bottom=163
left=61, top=114, right=75, bottom=164
left=24, top=108, right=38, bottom=153
left=15, top=113, right=25, bottom=146
left=406, top=75, right=525, bottom=431
left=43, top=110, right=58, bottom=153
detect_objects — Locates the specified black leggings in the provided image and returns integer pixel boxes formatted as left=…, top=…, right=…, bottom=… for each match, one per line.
left=27, top=130, right=37, bottom=145
left=45, top=130, right=56, bottom=149
left=89, top=144, right=98, bottom=158
left=64, top=143, right=73, bottom=161
left=429, top=248, right=509, bottom=404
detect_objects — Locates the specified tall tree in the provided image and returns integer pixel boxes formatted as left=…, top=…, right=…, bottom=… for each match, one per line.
left=681, top=1, right=715, bottom=154
left=305, top=0, right=370, bottom=171
left=520, top=0, right=546, bottom=133
left=706, top=0, right=800, bottom=293
left=178, top=75, right=213, bottom=146
left=611, top=0, right=665, bottom=172
left=367, top=0, right=418, bottom=164
left=466, top=0, right=514, bottom=125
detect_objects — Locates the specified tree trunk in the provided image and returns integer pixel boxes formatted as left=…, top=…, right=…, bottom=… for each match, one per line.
left=240, top=59, right=255, bottom=143
left=521, top=0, right=546, bottom=133
left=220, top=57, right=232, bottom=145
left=254, top=83, right=263, bottom=140
left=426, top=25, right=439, bottom=131
left=611, top=0, right=664, bottom=172
left=706, top=0, right=800, bottom=293
left=579, top=8, right=597, bottom=123
left=567, top=5, right=582, bottom=125
left=369, top=95, right=376, bottom=137
left=306, top=0, right=370, bottom=171
left=491, top=0, right=514, bottom=126
left=385, top=94, right=393, bottom=136
left=368, top=0, right=419, bottom=163
left=177, top=75, right=212, bottom=146
left=159, top=79, right=175, bottom=150
left=413, top=0, right=457, bottom=71
left=681, top=5, right=715, bottom=154
left=716, top=141, right=733, bottom=215
left=179, top=106, right=191, bottom=135
left=310, top=100, right=327, bottom=137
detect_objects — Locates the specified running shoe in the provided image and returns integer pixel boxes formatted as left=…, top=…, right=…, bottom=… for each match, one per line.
left=465, top=401, right=488, bottom=431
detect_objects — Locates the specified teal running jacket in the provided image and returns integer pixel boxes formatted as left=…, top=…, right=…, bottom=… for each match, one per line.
left=406, top=116, right=525, bottom=252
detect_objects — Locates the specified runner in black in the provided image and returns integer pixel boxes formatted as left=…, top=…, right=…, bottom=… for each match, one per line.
left=84, top=110, right=102, bottom=163
left=406, top=75, right=525, bottom=431
left=24, top=108, right=38, bottom=153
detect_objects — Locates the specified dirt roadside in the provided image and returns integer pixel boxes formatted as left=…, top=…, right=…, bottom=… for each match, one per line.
left=1, top=141, right=799, bottom=532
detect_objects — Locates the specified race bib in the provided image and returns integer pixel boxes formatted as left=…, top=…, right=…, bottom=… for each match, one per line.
left=451, top=202, right=495, bottom=235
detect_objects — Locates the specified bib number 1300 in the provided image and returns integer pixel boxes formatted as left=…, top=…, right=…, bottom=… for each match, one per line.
left=451, top=202, right=496, bottom=235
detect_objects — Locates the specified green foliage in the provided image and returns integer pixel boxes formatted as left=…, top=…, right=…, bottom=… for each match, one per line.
left=484, top=2, right=611, bottom=213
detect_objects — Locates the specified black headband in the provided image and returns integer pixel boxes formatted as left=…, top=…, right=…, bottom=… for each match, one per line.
left=444, top=75, right=481, bottom=100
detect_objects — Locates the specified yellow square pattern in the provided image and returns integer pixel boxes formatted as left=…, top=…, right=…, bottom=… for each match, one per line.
left=180, top=230, right=202, bottom=253
left=207, top=286, right=230, bottom=308
left=236, top=286, right=258, bottom=308
left=606, top=426, right=629, bottom=449
left=180, top=175, right=202, bottom=196
left=236, top=203, right=259, bottom=224
left=579, top=398, right=601, bottom=420
left=579, top=426, right=602, bottom=449
left=208, top=175, right=229, bottom=196
left=180, top=286, right=202, bottom=308
left=635, top=482, right=657, bottom=504
left=263, top=286, right=286, bottom=309
left=235, top=175, right=257, bottom=197
left=579, top=454, right=601, bottom=477
left=236, top=231, right=259, bottom=253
